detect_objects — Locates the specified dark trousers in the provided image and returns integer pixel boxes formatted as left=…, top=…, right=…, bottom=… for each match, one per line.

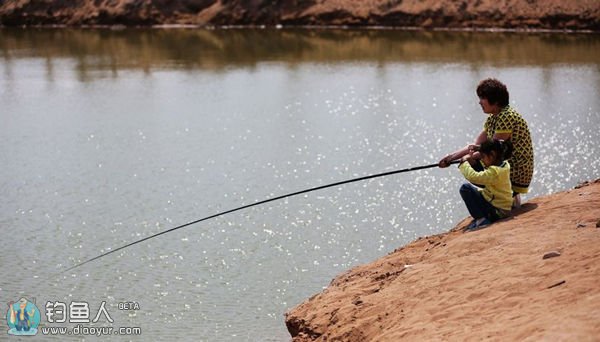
left=459, top=183, right=500, bottom=221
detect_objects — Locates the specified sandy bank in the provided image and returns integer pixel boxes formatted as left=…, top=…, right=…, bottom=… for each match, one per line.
left=285, top=179, right=600, bottom=341
left=0, top=0, right=599, bottom=31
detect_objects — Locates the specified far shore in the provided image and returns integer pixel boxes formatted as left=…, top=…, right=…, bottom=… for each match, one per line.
left=1, top=0, right=599, bottom=32
left=1, top=24, right=598, bottom=34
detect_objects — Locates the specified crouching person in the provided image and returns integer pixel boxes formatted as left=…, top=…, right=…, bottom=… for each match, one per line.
left=459, top=139, right=513, bottom=230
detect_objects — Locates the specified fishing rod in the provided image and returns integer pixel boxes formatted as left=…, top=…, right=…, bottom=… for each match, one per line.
left=63, top=160, right=459, bottom=273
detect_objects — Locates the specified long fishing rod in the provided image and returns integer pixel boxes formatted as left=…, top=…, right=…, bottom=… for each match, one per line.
left=63, top=160, right=459, bottom=273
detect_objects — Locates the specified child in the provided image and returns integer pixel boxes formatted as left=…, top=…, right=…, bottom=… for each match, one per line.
left=458, top=139, right=513, bottom=230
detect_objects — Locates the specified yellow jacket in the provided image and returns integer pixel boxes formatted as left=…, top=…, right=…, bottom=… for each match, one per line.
left=459, top=161, right=513, bottom=212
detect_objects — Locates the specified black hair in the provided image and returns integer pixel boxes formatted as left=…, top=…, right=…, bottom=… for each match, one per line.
left=479, top=139, right=513, bottom=166
left=476, top=78, right=509, bottom=107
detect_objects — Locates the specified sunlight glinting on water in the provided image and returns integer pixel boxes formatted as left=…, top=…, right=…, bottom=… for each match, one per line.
left=1, top=29, right=599, bottom=340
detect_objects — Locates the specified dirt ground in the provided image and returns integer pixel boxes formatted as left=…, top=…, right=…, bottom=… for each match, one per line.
left=285, top=179, right=600, bottom=341
left=1, top=0, right=599, bottom=31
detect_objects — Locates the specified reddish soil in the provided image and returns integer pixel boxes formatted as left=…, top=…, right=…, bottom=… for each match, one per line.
left=1, top=0, right=599, bottom=31
left=285, top=179, right=600, bottom=341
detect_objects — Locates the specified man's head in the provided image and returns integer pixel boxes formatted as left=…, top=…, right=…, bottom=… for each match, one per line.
left=476, top=78, right=509, bottom=107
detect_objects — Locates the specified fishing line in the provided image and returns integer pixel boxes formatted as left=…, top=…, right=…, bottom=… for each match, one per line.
left=62, top=160, right=459, bottom=274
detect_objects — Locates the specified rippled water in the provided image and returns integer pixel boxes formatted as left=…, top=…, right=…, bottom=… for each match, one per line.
left=1, top=29, right=599, bottom=340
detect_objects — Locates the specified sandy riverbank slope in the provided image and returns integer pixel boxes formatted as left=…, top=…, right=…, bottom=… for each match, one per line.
left=285, top=179, right=600, bottom=341
left=0, top=0, right=599, bottom=31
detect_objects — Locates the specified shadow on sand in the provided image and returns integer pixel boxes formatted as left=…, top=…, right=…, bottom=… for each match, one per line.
left=508, top=202, right=539, bottom=217
left=458, top=202, right=539, bottom=232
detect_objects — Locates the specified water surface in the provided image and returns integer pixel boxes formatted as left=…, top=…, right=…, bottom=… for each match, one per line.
left=1, top=29, right=599, bottom=340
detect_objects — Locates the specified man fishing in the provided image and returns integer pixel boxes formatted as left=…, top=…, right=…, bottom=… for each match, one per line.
left=438, top=78, right=534, bottom=208
left=8, top=298, right=36, bottom=332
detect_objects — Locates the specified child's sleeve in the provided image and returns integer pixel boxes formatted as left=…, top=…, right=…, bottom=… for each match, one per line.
left=459, top=162, right=499, bottom=186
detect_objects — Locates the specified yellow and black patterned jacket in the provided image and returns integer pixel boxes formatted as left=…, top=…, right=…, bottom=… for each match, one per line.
left=483, top=105, right=534, bottom=193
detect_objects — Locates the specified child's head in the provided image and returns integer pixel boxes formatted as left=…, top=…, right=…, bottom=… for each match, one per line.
left=479, top=139, right=512, bottom=167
